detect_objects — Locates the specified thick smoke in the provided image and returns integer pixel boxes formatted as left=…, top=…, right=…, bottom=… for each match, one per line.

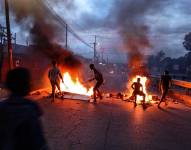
left=109, top=0, right=167, bottom=77
left=64, top=0, right=167, bottom=76
left=9, top=0, right=81, bottom=69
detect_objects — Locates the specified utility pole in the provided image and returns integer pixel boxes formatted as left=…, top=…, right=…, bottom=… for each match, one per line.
left=101, top=47, right=105, bottom=63
left=65, top=24, right=68, bottom=49
left=4, top=0, right=13, bottom=70
left=93, top=35, right=97, bottom=63
left=107, top=55, right=109, bottom=64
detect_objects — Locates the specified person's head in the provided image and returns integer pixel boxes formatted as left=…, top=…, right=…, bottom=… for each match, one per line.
left=6, top=67, right=31, bottom=96
left=89, top=64, right=95, bottom=70
left=52, top=60, right=57, bottom=67
left=164, top=70, right=169, bottom=75
left=137, top=78, right=141, bottom=83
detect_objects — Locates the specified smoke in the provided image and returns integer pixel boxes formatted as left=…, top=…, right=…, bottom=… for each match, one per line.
left=9, top=0, right=81, bottom=69
left=108, top=0, right=167, bottom=76
left=58, top=0, right=168, bottom=76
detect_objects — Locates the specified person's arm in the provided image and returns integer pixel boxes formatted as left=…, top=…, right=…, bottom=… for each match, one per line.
left=88, top=77, right=95, bottom=82
left=140, top=85, right=143, bottom=92
left=48, top=70, right=51, bottom=79
left=131, top=83, right=135, bottom=89
left=58, top=70, right=64, bottom=83
left=59, top=73, right=64, bottom=83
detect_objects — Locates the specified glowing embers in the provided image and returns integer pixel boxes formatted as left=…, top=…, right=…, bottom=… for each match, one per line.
left=60, top=72, right=93, bottom=96
left=129, top=75, right=152, bottom=104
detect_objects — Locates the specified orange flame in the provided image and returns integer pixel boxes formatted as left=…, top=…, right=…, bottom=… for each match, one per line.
left=60, top=72, right=93, bottom=96
left=130, top=75, right=152, bottom=104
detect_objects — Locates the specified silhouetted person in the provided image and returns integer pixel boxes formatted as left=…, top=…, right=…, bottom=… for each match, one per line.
left=131, top=78, right=146, bottom=107
left=158, top=70, right=172, bottom=108
left=89, top=64, right=103, bottom=103
left=0, top=67, right=48, bottom=150
left=48, top=60, right=64, bottom=102
left=0, top=44, right=4, bottom=82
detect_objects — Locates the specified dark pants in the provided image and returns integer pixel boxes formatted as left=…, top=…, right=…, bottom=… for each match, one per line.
left=93, top=80, right=103, bottom=102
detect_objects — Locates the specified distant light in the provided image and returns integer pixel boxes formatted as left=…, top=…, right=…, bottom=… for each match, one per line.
left=110, top=70, right=114, bottom=74
left=99, top=62, right=106, bottom=66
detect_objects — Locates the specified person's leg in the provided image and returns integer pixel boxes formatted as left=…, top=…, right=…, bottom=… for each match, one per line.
left=141, top=93, right=146, bottom=108
left=93, top=82, right=101, bottom=102
left=93, top=87, right=97, bottom=102
left=55, top=81, right=61, bottom=93
left=96, top=82, right=103, bottom=99
left=97, top=89, right=102, bottom=99
left=55, top=81, right=63, bottom=99
left=141, top=93, right=146, bottom=104
left=51, top=82, right=56, bottom=102
left=163, top=89, right=168, bottom=106
left=132, top=92, right=137, bottom=107
left=158, top=88, right=167, bottom=107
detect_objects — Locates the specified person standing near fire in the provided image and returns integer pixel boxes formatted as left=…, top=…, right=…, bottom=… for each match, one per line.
left=158, top=70, right=172, bottom=108
left=89, top=64, right=103, bottom=103
left=48, top=60, right=64, bottom=102
left=131, top=78, right=146, bottom=107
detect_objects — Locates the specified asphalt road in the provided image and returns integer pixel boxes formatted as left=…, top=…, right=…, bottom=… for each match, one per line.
left=32, top=96, right=191, bottom=150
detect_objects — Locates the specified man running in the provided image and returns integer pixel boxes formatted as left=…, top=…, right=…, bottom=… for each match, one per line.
left=48, top=60, right=64, bottom=102
left=131, top=78, right=146, bottom=107
left=158, top=70, right=172, bottom=108
left=89, top=64, right=103, bottom=103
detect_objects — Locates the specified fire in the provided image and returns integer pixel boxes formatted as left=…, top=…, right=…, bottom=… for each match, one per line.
left=130, top=75, right=152, bottom=104
left=60, top=72, right=93, bottom=96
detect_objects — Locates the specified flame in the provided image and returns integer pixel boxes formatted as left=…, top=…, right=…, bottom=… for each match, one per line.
left=60, top=72, right=93, bottom=96
left=130, top=75, right=152, bottom=104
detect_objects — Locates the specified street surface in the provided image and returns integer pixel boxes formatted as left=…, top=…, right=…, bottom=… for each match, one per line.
left=31, top=95, right=191, bottom=150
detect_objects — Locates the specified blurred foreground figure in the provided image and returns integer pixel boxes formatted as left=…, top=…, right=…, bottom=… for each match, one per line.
left=48, top=60, right=64, bottom=102
left=131, top=78, right=146, bottom=107
left=89, top=64, right=103, bottom=103
left=158, top=70, right=172, bottom=108
left=0, top=67, right=48, bottom=150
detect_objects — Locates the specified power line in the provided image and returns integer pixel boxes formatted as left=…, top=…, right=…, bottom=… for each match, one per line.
left=41, top=0, right=93, bottom=49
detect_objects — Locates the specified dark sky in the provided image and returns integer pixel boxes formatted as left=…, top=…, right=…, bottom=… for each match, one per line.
left=55, top=0, right=190, bottom=58
left=0, top=0, right=190, bottom=62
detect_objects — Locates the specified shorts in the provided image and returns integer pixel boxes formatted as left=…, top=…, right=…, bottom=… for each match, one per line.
left=133, top=91, right=145, bottom=96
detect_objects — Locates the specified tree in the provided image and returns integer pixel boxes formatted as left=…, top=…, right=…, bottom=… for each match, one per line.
left=147, top=50, right=166, bottom=73
left=156, top=50, right=165, bottom=62
left=183, top=32, right=191, bottom=51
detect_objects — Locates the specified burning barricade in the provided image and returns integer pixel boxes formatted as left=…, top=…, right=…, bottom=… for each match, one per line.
left=60, top=72, right=93, bottom=96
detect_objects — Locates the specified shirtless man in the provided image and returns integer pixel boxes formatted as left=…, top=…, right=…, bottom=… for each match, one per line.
left=131, top=78, right=146, bottom=107
left=89, top=64, right=103, bottom=103
left=48, top=60, right=64, bottom=102
left=158, top=70, right=172, bottom=108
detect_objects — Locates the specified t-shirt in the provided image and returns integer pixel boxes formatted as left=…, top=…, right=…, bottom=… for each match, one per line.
left=161, top=75, right=171, bottom=88
left=48, top=66, right=62, bottom=83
